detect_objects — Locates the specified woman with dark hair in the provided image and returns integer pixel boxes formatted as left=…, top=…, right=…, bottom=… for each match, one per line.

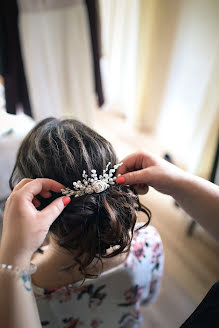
left=8, top=118, right=164, bottom=328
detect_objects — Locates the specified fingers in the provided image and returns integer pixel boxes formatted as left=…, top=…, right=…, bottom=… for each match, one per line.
left=133, top=184, right=149, bottom=195
left=13, top=178, right=33, bottom=192
left=32, top=197, right=41, bottom=208
left=13, top=179, right=57, bottom=207
left=39, top=191, right=52, bottom=198
left=117, top=168, right=150, bottom=185
left=39, top=196, right=70, bottom=226
left=116, top=153, right=140, bottom=176
left=14, top=180, right=54, bottom=198
left=22, top=178, right=64, bottom=198
left=116, top=151, right=158, bottom=189
left=117, top=151, right=155, bottom=176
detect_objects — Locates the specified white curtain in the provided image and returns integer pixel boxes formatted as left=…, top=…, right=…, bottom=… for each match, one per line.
left=99, top=0, right=139, bottom=124
left=18, top=0, right=95, bottom=126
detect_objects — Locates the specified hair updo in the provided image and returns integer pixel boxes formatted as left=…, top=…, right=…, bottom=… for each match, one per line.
left=9, top=118, right=151, bottom=278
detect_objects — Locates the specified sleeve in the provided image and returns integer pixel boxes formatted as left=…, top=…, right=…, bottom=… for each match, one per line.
left=141, top=226, right=164, bottom=306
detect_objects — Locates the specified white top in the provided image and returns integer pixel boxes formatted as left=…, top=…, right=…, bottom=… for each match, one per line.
left=32, top=224, right=164, bottom=328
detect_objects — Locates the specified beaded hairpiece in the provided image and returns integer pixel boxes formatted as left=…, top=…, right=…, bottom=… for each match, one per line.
left=61, top=162, right=122, bottom=198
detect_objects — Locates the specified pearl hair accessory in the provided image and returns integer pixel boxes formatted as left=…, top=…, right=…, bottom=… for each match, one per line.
left=61, top=162, right=123, bottom=198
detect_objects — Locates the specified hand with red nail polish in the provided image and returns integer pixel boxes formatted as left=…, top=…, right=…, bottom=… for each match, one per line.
left=117, top=151, right=219, bottom=241
left=0, top=178, right=69, bottom=264
left=62, top=196, right=71, bottom=206
left=116, top=176, right=126, bottom=185
left=116, top=151, right=183, bottom=196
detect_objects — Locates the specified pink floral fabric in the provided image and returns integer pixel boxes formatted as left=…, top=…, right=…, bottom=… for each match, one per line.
left=33, top=224, right=164, bottom=328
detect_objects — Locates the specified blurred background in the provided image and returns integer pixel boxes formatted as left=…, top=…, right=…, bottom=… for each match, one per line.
left=0, top=0, right=219, bottom=327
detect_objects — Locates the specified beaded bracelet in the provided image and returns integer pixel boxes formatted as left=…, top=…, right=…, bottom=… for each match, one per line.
left=0, top=263, right=37, bottom=276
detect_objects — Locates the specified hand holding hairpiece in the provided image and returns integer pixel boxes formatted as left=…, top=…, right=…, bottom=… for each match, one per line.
left=61, top=162, right=123, bottom=198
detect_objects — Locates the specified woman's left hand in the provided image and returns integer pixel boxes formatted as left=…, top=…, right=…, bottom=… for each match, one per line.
left=0, top=178, right=70, bottom=266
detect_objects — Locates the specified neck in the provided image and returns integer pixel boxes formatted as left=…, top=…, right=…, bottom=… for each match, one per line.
left=31, top=238, right=129, bottom=289
left=39, top=238, right=79, bottom=271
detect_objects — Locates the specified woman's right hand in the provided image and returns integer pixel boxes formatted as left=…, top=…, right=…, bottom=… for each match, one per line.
left=116, top=151, right=185, bottom=196
left=0, top=178, right=71, bottom=266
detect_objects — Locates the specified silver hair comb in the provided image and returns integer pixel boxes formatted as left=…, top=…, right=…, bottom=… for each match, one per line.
left=61, top=162, right=122, bottom=198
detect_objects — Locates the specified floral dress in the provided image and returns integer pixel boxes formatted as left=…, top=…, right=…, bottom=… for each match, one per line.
left=32, top=223, right=164, bottom=328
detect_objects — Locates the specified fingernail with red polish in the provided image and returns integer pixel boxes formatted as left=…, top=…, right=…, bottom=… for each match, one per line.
left=116, top=176, right=126, bottom=184
left=62, top=196, right=71, bottom=206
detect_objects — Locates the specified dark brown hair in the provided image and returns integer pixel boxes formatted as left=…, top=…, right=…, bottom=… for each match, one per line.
left=9, top=118, right=151, bottom=278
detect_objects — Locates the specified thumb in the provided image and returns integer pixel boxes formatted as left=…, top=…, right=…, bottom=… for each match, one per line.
left=117, top=168, right=149, bottom=185
left=39, top=196, right=71, bottom=226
